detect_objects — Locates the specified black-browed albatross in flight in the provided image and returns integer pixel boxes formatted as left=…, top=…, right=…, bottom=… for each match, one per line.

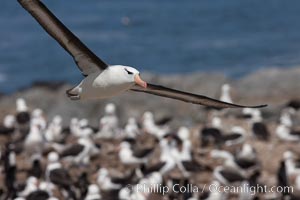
left=18, top=0, right=267, bottom=109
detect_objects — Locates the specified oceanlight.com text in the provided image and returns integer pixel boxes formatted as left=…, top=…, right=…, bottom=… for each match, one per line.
left=126, top=183, right=294, bottom=196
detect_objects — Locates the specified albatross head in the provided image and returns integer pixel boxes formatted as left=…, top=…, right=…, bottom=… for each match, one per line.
left=109, top=65, right=147, bottom=88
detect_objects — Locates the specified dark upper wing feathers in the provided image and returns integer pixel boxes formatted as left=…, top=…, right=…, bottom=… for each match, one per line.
left=18, top=0, right=107, bottom=75
left=131, top=83, right=267, bottom=108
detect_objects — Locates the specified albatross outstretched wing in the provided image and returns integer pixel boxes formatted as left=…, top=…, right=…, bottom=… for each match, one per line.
left=131, top=84, right=267, bottom=108
left=18, top=0, right=108, bottom=76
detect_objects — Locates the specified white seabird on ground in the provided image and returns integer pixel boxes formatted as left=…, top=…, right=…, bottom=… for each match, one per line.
left=118, top=142, right=152, bottom=165
left=296, top=175, right=300, bottom=190
left=28, top=155, right=43, bottom=179
left=159, top=135, right=193, bottom=177
left=211, top=149, right=259, bottom=176
left=15, top=98, right=30, bottom=126
left=0, top=115, right=16, bottom=135
left=248, top=109, right=270, bottom=141
left=45, top=152, right=76, bottom=200
left=222, top=126, right=247, bottom=146
left=177, top=127, right=192, bottom=161
left=2, top=144, right=17, bottom=199
left=97, top=168, right=135, bottom=191
left=85, top=184, right=101, bottom=200
left=24, top=120, right=44, bottom=155
left=118, top=187, right=131, bottom=200
left=202, top=181, right=228, bottom=200
left=142, top=111, right=169, bottom=139
left=71, top=118, right=96, bottom=138
left=124, top=117, right=140, bottom=138
left=18, top=0, right=266, bottom=109
left=96, top=103, right=120, bottom=138
left=79, top=118, right=89, bottom=129
left=213, top=165, right=246, bottom=185
left=97, top=168, right=122, bottom=191
left=283, top=151, right=300, bottom=177
left=24, top=189, right=50, bottom=200
left=220, top=83, right=233, bottom=104
left=280, top=108, right=295, bottom=127
left=241, top=107, right=255, bottom=119
left=285, top=99, right=300, bottom=110
left=276, top=122, right=300, bottom=142
left=200, top=114, right=224, bottom=148
left=70, top=118, right=80, bottom=137
left=30, top=109, right=47, bottom=131
left=157, top=139, right=177, bottom=175
left=129, top=173, right=162, bottom=200
left=18, top=176, right=38, bottom=197
left=175, top=128, right=212, bottom=173
left=277, top=108, right=300, bottom=141
left=236, top=143, right=257, bottom=162
left=44, top=115, right=63, bottom=143
left=59, top=135, right=100, bottom=165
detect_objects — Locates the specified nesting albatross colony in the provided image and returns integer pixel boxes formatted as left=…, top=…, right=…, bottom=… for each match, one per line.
left=1, top=78, right=300, bottom=200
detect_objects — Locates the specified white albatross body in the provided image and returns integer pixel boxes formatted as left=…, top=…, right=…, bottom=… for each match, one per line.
left=69, top=65, right=141, bottom=100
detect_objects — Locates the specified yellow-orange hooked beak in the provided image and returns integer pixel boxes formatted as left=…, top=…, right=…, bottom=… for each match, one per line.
left=134, top=74, right=147, bottom=88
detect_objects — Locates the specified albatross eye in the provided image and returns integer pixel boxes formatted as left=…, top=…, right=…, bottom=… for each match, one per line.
left=125, top=68, right=133, bottom=75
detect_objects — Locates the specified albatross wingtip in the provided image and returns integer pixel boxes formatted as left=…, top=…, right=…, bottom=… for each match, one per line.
left=251, top=104, right=268, bottom=108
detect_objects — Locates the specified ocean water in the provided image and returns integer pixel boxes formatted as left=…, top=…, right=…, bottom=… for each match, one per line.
left=0, top=0, right=300, bottom=93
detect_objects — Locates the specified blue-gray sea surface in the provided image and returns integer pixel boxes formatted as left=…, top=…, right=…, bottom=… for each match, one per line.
left=0, top=0, right=300, bottom=93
